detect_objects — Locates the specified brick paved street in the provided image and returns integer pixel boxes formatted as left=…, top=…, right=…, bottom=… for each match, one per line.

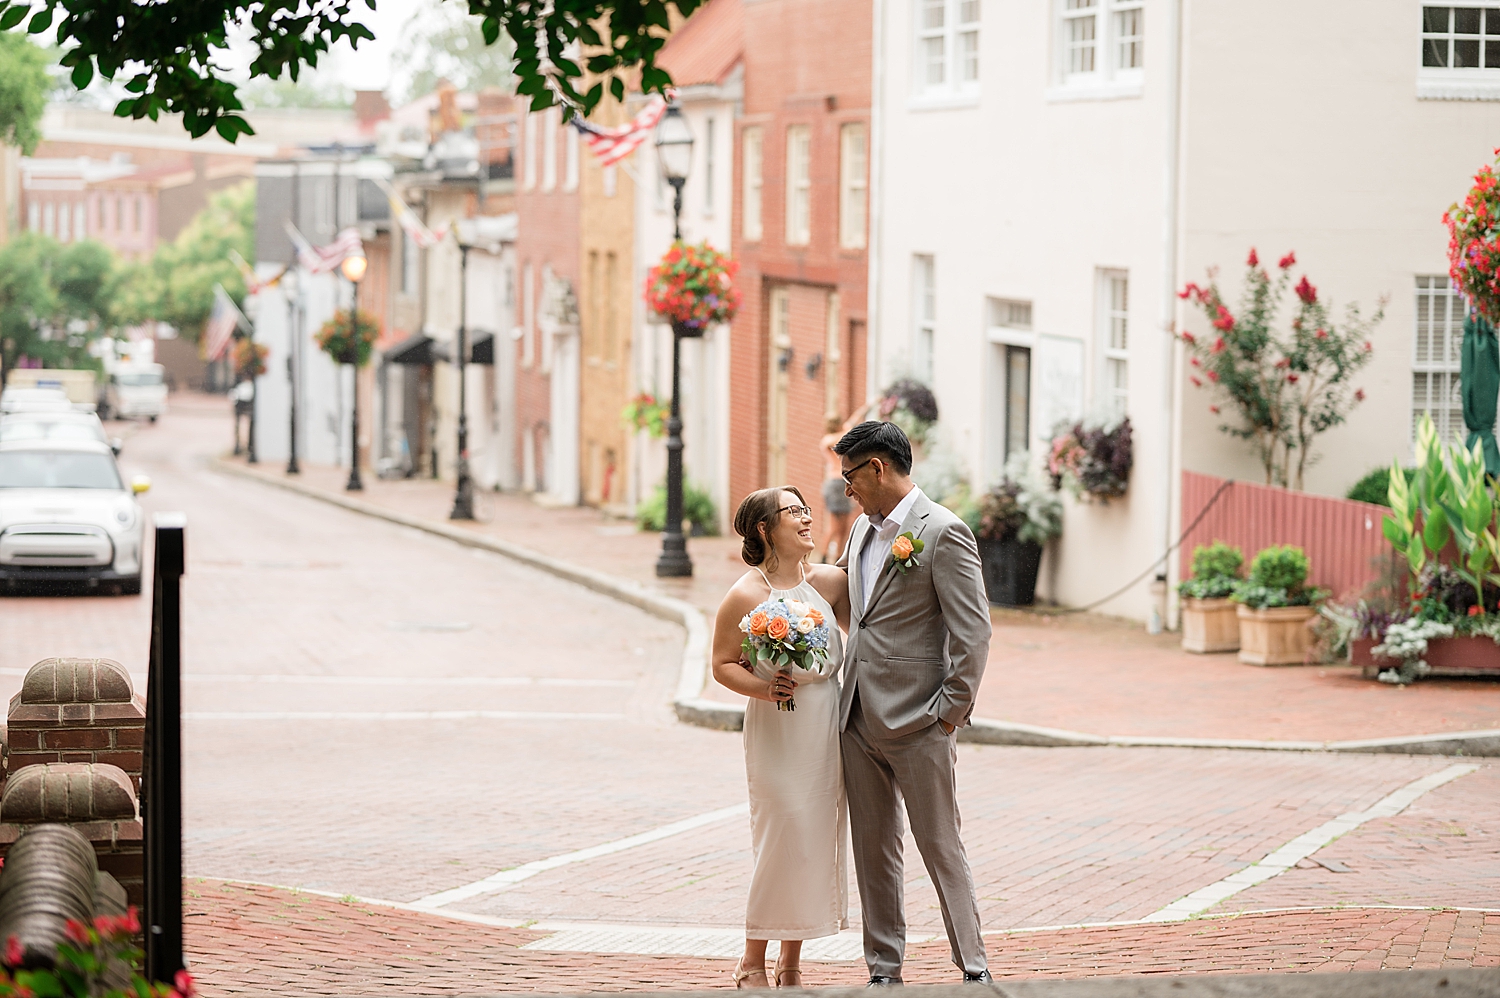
left=4, top=396, right=1499, bottom=995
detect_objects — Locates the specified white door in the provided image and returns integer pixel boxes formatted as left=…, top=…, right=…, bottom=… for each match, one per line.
left=549, top=329, right=581, bottom=504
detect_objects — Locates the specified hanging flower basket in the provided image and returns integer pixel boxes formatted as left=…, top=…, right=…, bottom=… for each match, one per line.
left=1446, top=149, right=1500, bottom=322
left=621, top=392, right=670, bottom=438
left=315, top=309, right=380, bottom=367
left=233, top=337, right=268, bottom=380
left=1047, top=416, right=1132, bottom=502
left=643, top=240, right=741, bottom=330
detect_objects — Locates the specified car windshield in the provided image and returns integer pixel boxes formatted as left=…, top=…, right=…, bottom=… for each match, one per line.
left=116, top=372, right=162, bottom=387
left=0, top=451, right=122, bottom=490
left=0, top=420, right=106, bottom=444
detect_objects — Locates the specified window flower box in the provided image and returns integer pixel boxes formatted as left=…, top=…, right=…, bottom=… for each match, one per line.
left=1237, top=605, right=1316, bottom=665
left=1181, top=597, right=1239, bottom=654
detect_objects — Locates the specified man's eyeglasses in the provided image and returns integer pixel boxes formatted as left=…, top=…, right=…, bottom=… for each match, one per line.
left=841, top=457, right=875, bottom=484
left=777, top=504, right=814, bottom=519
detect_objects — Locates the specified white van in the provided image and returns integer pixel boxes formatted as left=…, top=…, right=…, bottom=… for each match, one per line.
left=100, top=363, right=167, bottom=422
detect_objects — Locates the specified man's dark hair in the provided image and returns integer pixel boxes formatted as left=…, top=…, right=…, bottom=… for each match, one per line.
left=834, top=420, right=913, bottom=475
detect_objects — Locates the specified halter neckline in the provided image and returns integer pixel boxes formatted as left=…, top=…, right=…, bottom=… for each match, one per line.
left=756, top=562, right=807, bottom=593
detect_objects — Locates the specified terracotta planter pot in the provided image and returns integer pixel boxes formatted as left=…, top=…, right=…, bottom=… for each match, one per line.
left=1236, top=604, right=1317, bottom=666
left=1350, top=637, right=1377, bottom=667
left=1181, top=598, right=1240, bottom=653
left=1360, top=634, right=1500, bottom=679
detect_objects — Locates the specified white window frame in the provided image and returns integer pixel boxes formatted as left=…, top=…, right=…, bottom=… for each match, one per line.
left=703, top=115, right=716, bottom=215
left=1096, top=269, right=1129, bottom=418
left=742, top=127, right=763, bottom=241
left=1050, top=0, right=1144, bottom=103
left=785, top=125, right=811, bottom=247
left=542, top=108, right=558, bottom=192
left=563, top=121, right=579, bottom=191
left=839, top=122, right=867, bottom=250
left=524, top=112, right=538, bottom=190
left=913, top=255, right=936, bottom=385
left=910, top=0, right=980, bottom=109
left=1418, top=3, right=1500, bottom=99
left=1412, top=275, right=1467, bottom=443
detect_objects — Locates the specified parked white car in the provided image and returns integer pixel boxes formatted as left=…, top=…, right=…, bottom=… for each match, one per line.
left=0, top=388, right=74, bottom=415
left=0, top=412, right=121, bottom=454
left=0, top=439, right=150, bottom=594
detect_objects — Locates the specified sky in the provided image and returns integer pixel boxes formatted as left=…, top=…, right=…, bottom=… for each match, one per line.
left=224, top=0, right=432, bottom=94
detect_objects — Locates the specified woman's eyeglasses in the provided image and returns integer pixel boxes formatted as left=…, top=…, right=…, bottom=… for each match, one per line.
left=777, top=504, right=814, bottom=519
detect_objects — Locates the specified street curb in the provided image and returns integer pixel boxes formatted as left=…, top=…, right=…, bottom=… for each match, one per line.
left=213, top=459, right=1500, bottom=756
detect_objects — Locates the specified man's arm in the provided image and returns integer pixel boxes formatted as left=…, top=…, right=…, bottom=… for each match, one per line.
left=930, top=519, right=992, bottom=729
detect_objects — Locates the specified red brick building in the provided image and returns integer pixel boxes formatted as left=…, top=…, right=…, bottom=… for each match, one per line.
left=730, top=0, right=870, bottom=529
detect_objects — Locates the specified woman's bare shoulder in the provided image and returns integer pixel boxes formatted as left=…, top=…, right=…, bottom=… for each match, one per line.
left=805, top=564, right=849, bottom=599
left=719, top=570, right=770, bottom=617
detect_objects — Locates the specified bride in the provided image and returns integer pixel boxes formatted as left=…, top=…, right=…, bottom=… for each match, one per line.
left=712, top=486, right=852, bottom=988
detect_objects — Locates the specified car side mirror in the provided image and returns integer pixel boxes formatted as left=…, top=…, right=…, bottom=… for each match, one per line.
left=110, top=438, right=123, bottom=456
left=130, top=475, right=151, bottom=495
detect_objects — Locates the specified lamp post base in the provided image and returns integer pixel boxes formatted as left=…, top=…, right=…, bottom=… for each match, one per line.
left=451, top=461, right=475, bottom=521
left=655, top=531, right=693, bottom=577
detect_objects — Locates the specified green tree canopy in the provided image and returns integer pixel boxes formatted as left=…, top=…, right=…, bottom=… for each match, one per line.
left=0, top=234, right=114, bottom=373
left=0, top=31, right=50, bottom=153
left=0, top=0, right=691, bottom=142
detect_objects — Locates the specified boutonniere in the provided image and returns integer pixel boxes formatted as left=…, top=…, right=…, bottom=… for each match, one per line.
left=890, top=532, right=924, bottom=574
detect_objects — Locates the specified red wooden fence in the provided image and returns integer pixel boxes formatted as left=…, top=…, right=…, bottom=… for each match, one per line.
left=1179, top=471, right=1394, bottom=599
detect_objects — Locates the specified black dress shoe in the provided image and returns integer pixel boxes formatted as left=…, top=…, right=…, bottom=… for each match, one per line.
left=867, top=976, right=902, bottom=987
left=963, top=971, right=994, bottom=984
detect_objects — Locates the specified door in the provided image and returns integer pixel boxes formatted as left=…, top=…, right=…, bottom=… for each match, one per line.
left=766, top=287, right=791, bottom=484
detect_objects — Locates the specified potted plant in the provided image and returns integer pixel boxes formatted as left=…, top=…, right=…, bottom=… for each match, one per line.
left=1046, top=416, right=1132, bottom=502
left=1232, top=545, right=1327, bottom=665
left=315, top=308, right=380, bottom=366
left=643, top=240, right=741, bottom=330
left=975, top=454, right=1062, bottom=607
left=1178, top=541, right=1243, bottom=653
left=878, top=379, right=940, bottom=448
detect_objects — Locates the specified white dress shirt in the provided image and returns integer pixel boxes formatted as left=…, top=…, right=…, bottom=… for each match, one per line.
left=858, top=485, right=923, bottom=612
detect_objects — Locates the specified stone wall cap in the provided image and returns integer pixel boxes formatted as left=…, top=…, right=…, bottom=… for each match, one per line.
left=19, top=660, right=134, bottom=706
left=0, top=764, right=137, bottom=824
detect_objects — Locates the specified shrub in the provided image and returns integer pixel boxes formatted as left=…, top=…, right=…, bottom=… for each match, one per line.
left=1232, top=544, right=1326, bottom=609
left=1346, top=466, right=1414, bottom=507
left=636, top=481, right=719, bottom=536
left=1178, top=541, right=1243, bottom=600
left=975, top=453, right=1062, bottom=546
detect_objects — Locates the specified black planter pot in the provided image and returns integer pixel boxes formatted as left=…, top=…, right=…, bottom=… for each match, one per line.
left=978, top=536, right=1043, bottom=607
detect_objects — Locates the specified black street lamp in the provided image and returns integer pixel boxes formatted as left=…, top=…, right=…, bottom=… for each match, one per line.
left=451, top=240, right=476, bottom=520
left=342, top=247, right=367, bottom=492
left=283, top=266, right=301, bottom=475
left=653, top=104, right=697, bottom=579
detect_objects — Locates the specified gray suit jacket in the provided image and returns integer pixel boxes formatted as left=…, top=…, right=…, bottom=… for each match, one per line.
left=836, top=490, right=992, bottom=738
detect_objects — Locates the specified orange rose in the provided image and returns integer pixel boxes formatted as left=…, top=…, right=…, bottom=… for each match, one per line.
left=766, top=616, right=791, bottom=641
left=892, top=536, right=914, bottom=560
left=749, top=612, right=770, bottom=636
left=806, top=608, right=824, bottom=626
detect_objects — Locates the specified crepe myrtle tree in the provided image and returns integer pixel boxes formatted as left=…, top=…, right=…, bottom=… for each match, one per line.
left=0, top=0, right=697, bottom=142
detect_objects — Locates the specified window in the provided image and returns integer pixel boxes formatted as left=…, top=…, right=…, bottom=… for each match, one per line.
left=74, top=203, right=86, bottom=241
left=587, top=250, right=601, bottom=359
left=913, top=255, right=936, bottom=384
left=605, top=251, right=618, bottom=362
left=839, top=123, right=867, bottom=250
left=1419, top=6, right=1500, bottom=99
left=26, top=202, right=38, bottom=232
left=543, top=108, right=558, bottom=191
left=1098, top=270, right=1128, bottom=417
left=43, top=203, right=54, bottom=238
left=703, top=117, right=716, bottom=214
left=58, top=201, right=71, bottom=242
left=564, top=122, right=579, bottom=191
left=523, top=262, right=536, bottom=368
left=524, top=113, right=538, bottom=189
left=991, top=298, right=1033, bottom=330
left=96, top=197, right=106, bottom=232
left=785, top=125, right=811, bottom=246
left=1413, top=275, right=1466, bottom=442
left=1056, top=0, right=1143, bottom=95
left=114, top=196, right=123, bottom=231
left=1005, top=346, right=1031, bottom=460
left=914, top=0, right=980, bottom=101
left=402, top=230, right=419, bottom=296
left=133, top=196, right=143, bottom=233
left=742, top=128, right=763, bottom=241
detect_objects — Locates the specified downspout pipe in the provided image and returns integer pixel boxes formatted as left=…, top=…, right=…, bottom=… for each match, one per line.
left=865, top=0, right=886, bottom=404
left=1159, top=0, right=1186, bottom=629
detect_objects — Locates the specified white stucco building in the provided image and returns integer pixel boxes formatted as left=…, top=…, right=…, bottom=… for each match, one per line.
left=870, top=0, right=1500, bottom=621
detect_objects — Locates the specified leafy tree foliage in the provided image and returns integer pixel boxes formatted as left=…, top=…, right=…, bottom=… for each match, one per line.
left=0, top=30, right=50, bottom=153
left=0, top=234, right=112, bottom=373
left=0, top=0, right=693, bottom=142
left=394, top=0, right=516, bottom=103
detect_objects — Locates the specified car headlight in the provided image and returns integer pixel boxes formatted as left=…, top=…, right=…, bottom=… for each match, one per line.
left=113, top=501, right=137, bottom=527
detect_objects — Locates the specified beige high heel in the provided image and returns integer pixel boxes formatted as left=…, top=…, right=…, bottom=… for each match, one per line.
left=733, top=960, right=770, bottom=989
left=774, top=965, right=803, bottom=988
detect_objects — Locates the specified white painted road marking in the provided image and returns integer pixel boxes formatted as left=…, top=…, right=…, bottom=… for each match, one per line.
left=1143, top=763, right=1479, bottom=922
left=183, top=710, right=626, bottom=722
left=0, top=668, right=633, bottom=688
left=410, top=802, right=751, bottom=909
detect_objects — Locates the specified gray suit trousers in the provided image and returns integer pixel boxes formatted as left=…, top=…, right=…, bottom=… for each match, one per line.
left=842, top=695, right=987, bottom=978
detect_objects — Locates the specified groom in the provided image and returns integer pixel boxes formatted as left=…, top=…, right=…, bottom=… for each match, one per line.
left=834, top=420, right=992, bottom=986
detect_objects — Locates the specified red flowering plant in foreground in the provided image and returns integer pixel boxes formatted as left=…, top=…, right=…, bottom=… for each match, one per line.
left=1177, top=249, right=1383, bottom=490
left=0, top=907, right=194, bottom=998
left=643, top=241, right=741, bottom=331
left=1445, top=149, right=1500, bottom=322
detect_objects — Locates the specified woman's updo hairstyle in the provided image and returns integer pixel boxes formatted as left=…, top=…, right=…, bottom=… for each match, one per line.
left=734, top=486, right=807, bottom=568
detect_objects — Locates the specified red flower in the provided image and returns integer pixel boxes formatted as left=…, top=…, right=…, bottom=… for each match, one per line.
left=1190, top=375, right=1203, bottom=388
left=63, top=920, right=89, bottom=946
left=1211, top=337, right=1225, bottom=354
left=1287, top=373, right=1299, bottom=383
left=1212, top=306, right=1235, bottom=331
left=1315, top=328, right=1328, bottom=339
left=4, top=935, right=21, bottom=967
left=1364, top=341, right=1373, bottom=352
left=1278, top=252, right=1296, bottom=269
left=1275, top=357, right=1290, bottom=368
left=1178, top=283, right=1198, bottom=300
left=1181, top=330, right=1196, bottom=344
left=1355, top=388, right=1366, bottom=401
left=1246, top=248, right=1259, bottom=267
left=1470, top=604, right=1483, bottom=617
left=175, top=970, right=198, bottom=998
left=1209, top=405, right=1221, bottom=414
left=1295, top=276, right=1317, bottom=303
left=1206, top=370, right=1219, bottom=382
left=1190, top=356, right=1201, bottom=367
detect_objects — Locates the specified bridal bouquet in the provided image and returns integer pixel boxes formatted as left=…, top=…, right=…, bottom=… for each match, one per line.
left=739, top=597, right=831, bottom=711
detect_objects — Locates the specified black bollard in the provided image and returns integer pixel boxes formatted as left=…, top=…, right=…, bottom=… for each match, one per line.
left=143, top=514, right=185, bottom=984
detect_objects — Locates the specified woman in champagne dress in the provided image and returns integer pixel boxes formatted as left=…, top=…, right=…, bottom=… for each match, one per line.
left=712, top=486, right=851, bottom=988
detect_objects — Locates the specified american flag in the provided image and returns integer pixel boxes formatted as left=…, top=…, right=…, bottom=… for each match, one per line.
left=229, top=249, right=287, bottom=295
left=571, top=94, right=668, bottom=167
left=374, top=178, right=448, bottom=250
left=204, top=284, right=250, bottom=362
left=284, top=222, right=364, bottom=275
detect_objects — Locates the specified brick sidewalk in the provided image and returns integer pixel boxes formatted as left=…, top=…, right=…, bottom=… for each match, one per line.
left=184, top=879, right=1499, bottom=994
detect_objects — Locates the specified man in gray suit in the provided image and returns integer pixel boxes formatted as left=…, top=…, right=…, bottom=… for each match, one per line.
left=834, top=420, right=992, bottom=986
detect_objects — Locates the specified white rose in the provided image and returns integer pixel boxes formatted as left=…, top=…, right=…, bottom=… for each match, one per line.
left=739, top=616, right=751, bottom=633
left=797, top=616, right=816, bottom=634
left=785, top=600, right=809, bottom=618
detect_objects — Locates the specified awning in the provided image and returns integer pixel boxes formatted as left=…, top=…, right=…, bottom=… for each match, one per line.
left=384, top=333, right=446, bottom=366
left=469, top=329, right=495, bottom=365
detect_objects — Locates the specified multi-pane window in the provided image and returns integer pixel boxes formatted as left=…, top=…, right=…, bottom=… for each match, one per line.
left=1100, top=271, right=1128, bottom=418
left=785, top=125, right=811, bottom=246
left=1005, top=346, right=1031, bottom=460
left=1060, top=0, right=1143, bottom=84
left=1422, top=6, right=1500, bottom=68
left=1413, top=276, right=1467, bottom=442
left=991, top=298, right=1033, bottom=330
left=913, top=255, right=936, bottom=384
left=915, top=0, right=980, bottom=97
left=742, top=127, right=763, bottom=241
left=839, top=123, right=867, bottom=250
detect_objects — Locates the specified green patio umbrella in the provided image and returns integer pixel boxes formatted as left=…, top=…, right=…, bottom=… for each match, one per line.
left=1462, top=312, right=1500, bottom=477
